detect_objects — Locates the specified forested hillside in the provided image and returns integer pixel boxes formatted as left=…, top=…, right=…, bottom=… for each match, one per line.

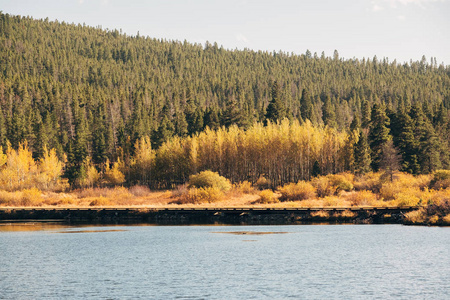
left=1, top=12, right=450, bottom=188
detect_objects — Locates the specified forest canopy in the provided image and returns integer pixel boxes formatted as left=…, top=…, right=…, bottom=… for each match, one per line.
left=0, top=12, right=449, bottom=188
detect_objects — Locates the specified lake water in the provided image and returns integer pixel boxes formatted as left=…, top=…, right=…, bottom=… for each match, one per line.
left=0, top=223, right=449, bottom=299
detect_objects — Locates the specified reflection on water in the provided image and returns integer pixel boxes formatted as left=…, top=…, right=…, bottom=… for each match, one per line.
left=0, top=222, right=69, bottom=232
left=1, top=223, right=449, bottom=299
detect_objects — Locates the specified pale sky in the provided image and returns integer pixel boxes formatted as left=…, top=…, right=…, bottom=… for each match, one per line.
left=1, top=0, right=449, bottom=65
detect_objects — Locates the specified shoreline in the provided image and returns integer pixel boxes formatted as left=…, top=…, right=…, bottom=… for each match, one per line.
left=0, top=206, right=423, bottom=225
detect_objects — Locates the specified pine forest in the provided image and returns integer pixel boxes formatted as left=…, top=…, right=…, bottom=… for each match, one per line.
left=1, top=12, right=450, bottom=191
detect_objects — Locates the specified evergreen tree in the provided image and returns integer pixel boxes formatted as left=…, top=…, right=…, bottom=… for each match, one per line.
left=152, top=116, right=174, bottom=149
left=354, top=130, right=371, bottom=174
left=300, top=89, right=313, bottom=122
left=204, top=108, right=220, bottom=130
left=223, top=98, right=244, bottom=127
left=379, top=139, right=401, bottom=181
left=322, top=95, right=336, bottom=127
left=265, top=81, right=286, bottom=123
left=393, top=111, right=420, bottom=174
left=410, top=104, right=441, bottom=173
left=368, top=103, right=390, bottom=171
left=361, top=100, right=371, bottom=129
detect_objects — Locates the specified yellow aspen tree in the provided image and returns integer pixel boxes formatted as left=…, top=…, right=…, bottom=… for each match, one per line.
left=132, top=136, right=154, bottom=185
left=38, top=146, right=65, bottom=190
left=2, top=142, right=36, bottom=190
left=104, top=158, right=125, bottom=186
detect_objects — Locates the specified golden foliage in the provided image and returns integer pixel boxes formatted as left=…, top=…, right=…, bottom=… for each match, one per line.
left=442, top=214, right=450, bottom=225
left=103, top=159, right=125, bottom=186
left=404, top=208, right=427, bottom=224
left=256, top=189, right=279, bottom=204
left=312, top=173, right=354, bottom=197
left=353, top=172, right=382, bottom=193
left=188, top=170, right=231, bottom=191
left=345, top=190, right=378, bottom=206
left=235, top=181, right=255, bottom=194
left=278, top=181, right=316, bottom=201
left=177, top=187, right=225, bottom=204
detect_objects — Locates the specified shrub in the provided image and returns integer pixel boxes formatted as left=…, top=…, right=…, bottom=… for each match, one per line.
left=311, top=176, right=334, bottom=197
left=257, top=189, right=279, bottom=204
left=178, top=187, right=224, bottom=204
left=278, top=181, right=316, bottom=201
left=236, top=181, right=255, bottom=194
left=129, top=185, right=152, bottom=197
left=430, top=170, right=450, bottom=190
left=328, top=173, right=354, bottom=192
left=20, top=188, right=43, bottom=206
left=404, top=208, right=426, bottom=224
left=0, top=190, right=19, bottom=206
left=312, top=173, right=353, bottom=197
left=442, top=214, right=450, bottom=225
left=428, top=214, right=440, bottom=224
left=345, top=190, right=378, bottom=206
left=188, top=171, right=231, bottom=192
left=322, top=196, right=350, bottom=207
left=353, top=172, right=382, bottom=193
left=255, top=176, right=271, bottom=190
left=392, top=192, right=421, bottom=207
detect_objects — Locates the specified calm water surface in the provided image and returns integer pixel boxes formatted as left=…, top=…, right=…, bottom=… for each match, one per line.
left=0, top=224, right=449, bottom=299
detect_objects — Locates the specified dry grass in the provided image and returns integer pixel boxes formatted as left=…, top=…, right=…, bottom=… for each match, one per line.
left=0, top=171, right=447, bottom=220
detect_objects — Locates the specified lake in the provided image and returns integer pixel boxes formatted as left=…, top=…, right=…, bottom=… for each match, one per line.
left=0, top=223, right=449, bottom=299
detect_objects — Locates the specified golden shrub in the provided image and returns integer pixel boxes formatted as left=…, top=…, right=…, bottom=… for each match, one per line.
left=311, top=176, right=334, bottom=197
left=328, top=173, right=354, bottom=192
left=178, top=187, right=224, bottom=204
left=255, top=176, right=271, bottom=190
left=20, top=188, right=43, bottom=206
left=345, top=190, right=378, bottom=206
left=353, top=172, right=382, bottom=193
left=322, top=196, right=350, bottom=207
left=278, top=181, right=316, bottom=201
left=188, top=171, right=231, bottom=192
left=404, top=208, right=426, bottom=224
left=0, top=190, right=20, bottom=206
left=442, top=214, right=450, bottom=225
left=236, top=181, right=255, bottom=194
left=392, top=192, right=421, bottom=207
left=312, top=173, right=354, bottom=197
left=257, top=189, right=279, bottom=204
left=428, top=215, right=440, bottom=224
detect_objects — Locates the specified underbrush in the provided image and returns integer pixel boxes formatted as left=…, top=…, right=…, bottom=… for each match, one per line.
left=278, top=181, right=316, bottom=201
left=174, top=187, right=225, bottom=204
left=254, top=189, right=279, bottom=204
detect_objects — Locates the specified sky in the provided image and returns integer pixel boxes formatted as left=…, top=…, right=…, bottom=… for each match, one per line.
left=1, top=0, right=449, bottom=65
